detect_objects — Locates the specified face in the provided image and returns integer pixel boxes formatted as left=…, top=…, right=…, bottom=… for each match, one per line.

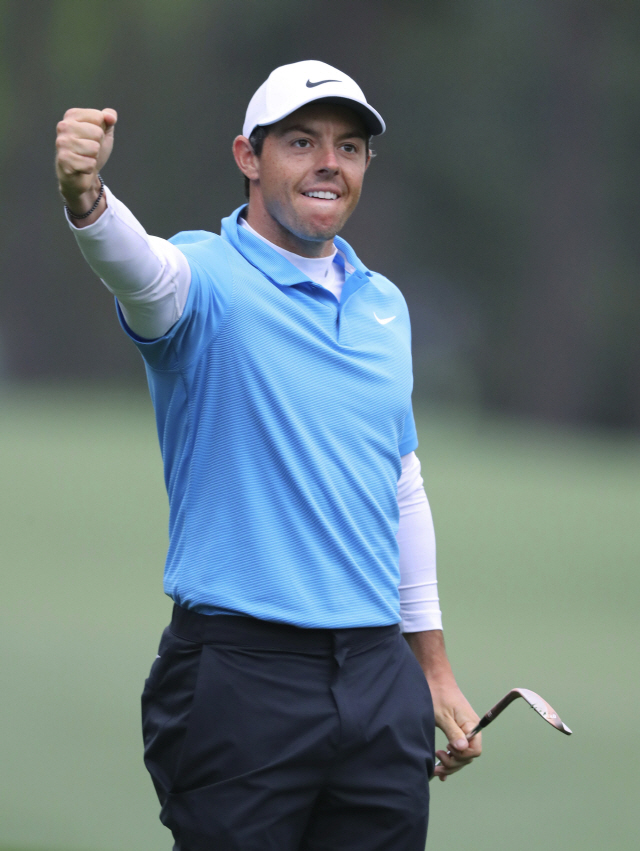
left=234, top=102, right=371, bottom=256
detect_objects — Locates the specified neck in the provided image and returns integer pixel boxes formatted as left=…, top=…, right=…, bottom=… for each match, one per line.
left=244, top=202, right=335, bottom=259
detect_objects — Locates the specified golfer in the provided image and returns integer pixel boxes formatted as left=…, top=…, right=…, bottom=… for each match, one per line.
left=55, top=60, right=481, bottom=850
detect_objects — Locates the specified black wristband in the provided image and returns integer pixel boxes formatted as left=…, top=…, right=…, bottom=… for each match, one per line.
left=65, top=174, right=105, bottom=220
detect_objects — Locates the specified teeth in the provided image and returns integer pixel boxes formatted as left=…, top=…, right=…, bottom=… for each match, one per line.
left=304, top=191, right=338, bottom=200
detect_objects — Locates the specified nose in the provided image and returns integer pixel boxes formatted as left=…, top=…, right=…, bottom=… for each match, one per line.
left=315, top=144, right=339, bottom=175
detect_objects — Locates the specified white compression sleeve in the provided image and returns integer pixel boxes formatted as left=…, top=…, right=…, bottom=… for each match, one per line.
left=66, top=186, right=191, bottom=340
left=397, top=451, right=442, bottom=633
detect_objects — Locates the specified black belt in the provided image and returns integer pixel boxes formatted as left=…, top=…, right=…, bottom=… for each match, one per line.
left=170, top=603, right=399, bottom=655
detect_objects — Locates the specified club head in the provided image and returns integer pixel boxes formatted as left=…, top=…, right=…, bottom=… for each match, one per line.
left=508, top=688, right=572, bottom=735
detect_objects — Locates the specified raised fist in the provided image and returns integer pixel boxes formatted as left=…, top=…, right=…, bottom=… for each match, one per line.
left=55, top=108, right=117, bottom=204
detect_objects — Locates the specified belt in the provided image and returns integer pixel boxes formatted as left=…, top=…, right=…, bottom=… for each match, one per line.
left=170, top=604, right=399, bottom=655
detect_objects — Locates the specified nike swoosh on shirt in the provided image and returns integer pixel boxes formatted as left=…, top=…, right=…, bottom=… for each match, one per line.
left=374, top=313, right=396, bottom=325
left=306, top=79, right=341, bottom=87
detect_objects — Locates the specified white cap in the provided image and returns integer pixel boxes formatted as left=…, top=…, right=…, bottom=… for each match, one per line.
left=242, top=60, right=385, bottom=139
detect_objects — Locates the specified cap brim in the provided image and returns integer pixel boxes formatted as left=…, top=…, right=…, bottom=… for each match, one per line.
left=253, top=95, right=385, bottom=138
left=313, top=96, right=385, bottom=136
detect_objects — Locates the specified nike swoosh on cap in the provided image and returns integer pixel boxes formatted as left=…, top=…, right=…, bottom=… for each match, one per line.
left=374, top=313, right=396, bottom=325
left=306, top=79, right=341, bottom=88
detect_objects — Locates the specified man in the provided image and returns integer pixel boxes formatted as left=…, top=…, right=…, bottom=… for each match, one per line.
left=55, top=60, right=481, bottom=850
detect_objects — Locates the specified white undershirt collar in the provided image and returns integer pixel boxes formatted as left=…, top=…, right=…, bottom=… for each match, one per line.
left=239, top=216, right=347, bottom=301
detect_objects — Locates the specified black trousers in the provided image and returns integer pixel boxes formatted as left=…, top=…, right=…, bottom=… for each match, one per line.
left=142, top=605, right=435, bottom=851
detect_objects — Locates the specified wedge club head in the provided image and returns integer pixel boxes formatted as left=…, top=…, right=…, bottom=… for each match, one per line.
left=470, top=687, right=573, bottom=738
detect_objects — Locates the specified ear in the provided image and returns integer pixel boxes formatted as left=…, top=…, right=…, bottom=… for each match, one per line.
left=364, top=147, right=373, bottom=171
left=232, top=135, right=260, bottom=180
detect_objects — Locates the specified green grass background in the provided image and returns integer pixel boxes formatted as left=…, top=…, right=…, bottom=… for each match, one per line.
left=1, top=386, right=638, bottom=851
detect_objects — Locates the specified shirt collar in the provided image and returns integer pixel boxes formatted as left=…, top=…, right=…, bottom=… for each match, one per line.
left=221, top=205, right=371, bottom=287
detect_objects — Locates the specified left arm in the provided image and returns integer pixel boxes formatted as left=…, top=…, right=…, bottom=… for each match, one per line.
left=397, top=452, right=482, bottom=780
left=404, top=629, right=481, bottom=781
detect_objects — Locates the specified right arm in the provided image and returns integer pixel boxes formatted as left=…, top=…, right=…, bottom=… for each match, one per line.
left=55, top=108, right=190, bottom=339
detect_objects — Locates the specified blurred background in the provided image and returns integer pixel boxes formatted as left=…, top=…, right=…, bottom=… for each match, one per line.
left=0, top=1, right=638, bottom=850
left=3, top=0, right=640, bottom=424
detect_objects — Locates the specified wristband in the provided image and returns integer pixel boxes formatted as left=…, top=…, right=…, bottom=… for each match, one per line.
left=65, top=174, right=105, bottom=220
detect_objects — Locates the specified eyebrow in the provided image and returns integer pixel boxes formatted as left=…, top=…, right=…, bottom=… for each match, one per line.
left=278, top=123, right=368, bottom=142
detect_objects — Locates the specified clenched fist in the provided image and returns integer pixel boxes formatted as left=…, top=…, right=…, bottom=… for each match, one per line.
left=55, top=107, right=117, bottom=222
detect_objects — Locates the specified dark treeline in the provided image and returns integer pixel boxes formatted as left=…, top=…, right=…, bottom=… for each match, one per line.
left=2, top=0, right=640, bottom=428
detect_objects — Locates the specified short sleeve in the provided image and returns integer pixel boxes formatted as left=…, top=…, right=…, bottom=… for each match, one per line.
left=399, top=403, right=418, bottom=456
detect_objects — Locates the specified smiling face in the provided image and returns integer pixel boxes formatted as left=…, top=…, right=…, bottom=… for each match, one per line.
left=233, top=102, right=371, bottom=257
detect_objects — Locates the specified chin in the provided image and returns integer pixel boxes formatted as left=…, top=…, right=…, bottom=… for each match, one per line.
left=291, top=213, right=345, bottom=243
left=301, top=225, right=340, bottom=242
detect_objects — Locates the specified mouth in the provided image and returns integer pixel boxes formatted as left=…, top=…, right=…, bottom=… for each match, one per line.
left=302, top=190, right=340, bottom=200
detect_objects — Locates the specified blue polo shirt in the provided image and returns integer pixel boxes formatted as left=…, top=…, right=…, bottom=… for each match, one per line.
left=122, top=206, right=418, bottom=628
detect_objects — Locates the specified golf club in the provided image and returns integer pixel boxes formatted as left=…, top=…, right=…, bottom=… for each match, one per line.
left=432, top=687, right=572, bottom=778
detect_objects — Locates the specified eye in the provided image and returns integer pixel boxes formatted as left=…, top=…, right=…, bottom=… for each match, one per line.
left=293, top=138, right=312, bottom=148
left=341, top=143, right=358, bottom=154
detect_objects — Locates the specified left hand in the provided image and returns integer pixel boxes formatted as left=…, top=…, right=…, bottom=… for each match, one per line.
left=403, top=630, right=482, bottom=782
left=430, top=680, right=482, bottom=781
